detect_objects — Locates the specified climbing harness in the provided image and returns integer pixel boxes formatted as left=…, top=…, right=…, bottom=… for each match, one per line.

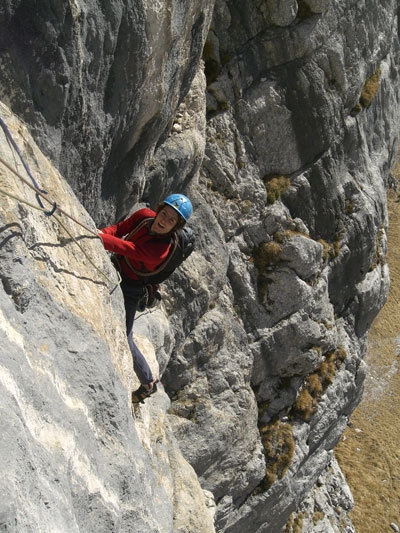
left=0, top=116, right=120, bottom=290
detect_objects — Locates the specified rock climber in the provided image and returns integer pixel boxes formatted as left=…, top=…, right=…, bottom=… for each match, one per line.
left=98, top=194, right=193, bottom=404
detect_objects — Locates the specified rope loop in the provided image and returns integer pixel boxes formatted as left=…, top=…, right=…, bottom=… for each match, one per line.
left=33, top=189, right=56, bottom=216
left=44, top=201, right=57, bottom=217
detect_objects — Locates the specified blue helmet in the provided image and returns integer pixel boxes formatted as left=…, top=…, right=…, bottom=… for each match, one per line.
left=163, top=193, right=193, bottom=221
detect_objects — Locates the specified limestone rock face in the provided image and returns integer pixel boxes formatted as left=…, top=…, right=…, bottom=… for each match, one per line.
left=0, top=0, right=214, bottom=223
left=0, top=104, right=215, bottom=532
left=1, top=1, right=400, bottom=532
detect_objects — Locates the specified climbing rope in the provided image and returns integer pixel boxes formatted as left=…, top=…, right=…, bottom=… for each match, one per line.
left=0, top=154, right=97, bottom=235
left=0, top=115, right=56, bottom=214
left=0, top=119, right=121, bottom=290
left=0, top=184, right=121, bottom=288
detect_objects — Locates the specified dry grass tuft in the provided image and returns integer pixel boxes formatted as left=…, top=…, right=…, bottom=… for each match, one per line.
left=351, top=67, right=381, bottom=115
left=292, top=347, right=348, bottom=421
left=313, top=511, right=325, bottom=525
left=359, top=67, right=381, bottom=108
left=253, top=240, right=282, bottom=301
left=263, top=174, right=291, bottom=204
left=284, top=512, right=304, bottom=532
left=259, top=420, right=295, bottom=490
left=318, top=351, right=337, bottom=386
left=253, top=241, right=282, bottom=271
left=293, top=388, right=315, bottom=420
left=317, top=237, right=341, bottom=261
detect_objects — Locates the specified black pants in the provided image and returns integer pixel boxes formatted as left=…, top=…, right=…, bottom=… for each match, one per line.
left=120, top=277, right=154, bottom=385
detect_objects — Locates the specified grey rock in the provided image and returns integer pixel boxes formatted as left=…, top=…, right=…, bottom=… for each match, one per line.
left=265, top=0, right=298, bottom=27
left=0, top=0, right=215, bottom=223
left=288, top=455, right=355, bottom=533
left=0, top=106, right=215, bottom=533
left=279, top=234, right=324, bottom=281
left=1, top=0, right=400, bottom=532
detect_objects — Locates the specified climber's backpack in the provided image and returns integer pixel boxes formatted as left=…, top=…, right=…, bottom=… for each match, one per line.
left=120, top=217, right=195, bottom=285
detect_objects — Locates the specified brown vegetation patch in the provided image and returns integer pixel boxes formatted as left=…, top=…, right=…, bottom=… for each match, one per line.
left=258, top=420, right=295, bottom=490
left=263, top=174, right=291, bottom=204
left=359, top=67, right=381, bottom=108
left=292, top=348, right=347, bottom=421
left=317, top=237, right=341, bottom=261
left=253, top=241, right=282, bottom=271
left=253, top=240, right=282, bottom=301
left=352, top=67, right=382, bottom=114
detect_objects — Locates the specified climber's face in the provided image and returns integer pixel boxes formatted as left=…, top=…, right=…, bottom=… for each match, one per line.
left=151, top=205, right=179, bottom=234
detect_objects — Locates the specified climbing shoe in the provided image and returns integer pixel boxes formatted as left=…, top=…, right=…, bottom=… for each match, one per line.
left=131, top=380, right=159, bottom=404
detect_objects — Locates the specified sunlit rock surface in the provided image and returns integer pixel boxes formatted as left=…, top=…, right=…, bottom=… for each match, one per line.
left=1, top=0, right=399, bottom=531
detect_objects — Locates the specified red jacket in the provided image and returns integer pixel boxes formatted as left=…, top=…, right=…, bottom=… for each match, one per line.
left=99, top=208, right=173, bottom=281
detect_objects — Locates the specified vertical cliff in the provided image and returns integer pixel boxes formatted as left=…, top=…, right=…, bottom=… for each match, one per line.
left=0, top=1, right=399, bottom=532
